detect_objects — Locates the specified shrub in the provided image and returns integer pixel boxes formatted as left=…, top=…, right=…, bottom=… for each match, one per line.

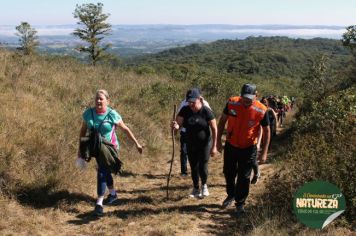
left=265, top=86, right=355, bottom=226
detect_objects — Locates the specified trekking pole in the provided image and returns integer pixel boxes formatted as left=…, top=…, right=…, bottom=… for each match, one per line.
left=166, top=104, right=177, bottom=200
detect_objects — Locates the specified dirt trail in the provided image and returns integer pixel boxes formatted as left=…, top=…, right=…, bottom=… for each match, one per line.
left=1, top=111, right=295, bottom=236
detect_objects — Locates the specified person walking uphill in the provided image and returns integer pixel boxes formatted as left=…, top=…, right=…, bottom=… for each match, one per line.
left=78, top=89, right=143, bottom=216
left=177, top=89, right=212, bottom=176
left=217, top=84, right=270, bottom=216
left=172, top=88, right=217, bottom=198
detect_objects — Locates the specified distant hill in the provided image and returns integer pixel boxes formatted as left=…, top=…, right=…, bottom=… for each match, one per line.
left=128, top=36, right=352, bottom=79
left=0, top=24, right=347, bottom=57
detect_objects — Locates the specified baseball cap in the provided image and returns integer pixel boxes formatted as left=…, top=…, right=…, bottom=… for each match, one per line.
left=186, top=88, right=201, bottom=102
left=241, top=83, right=257, bottom=99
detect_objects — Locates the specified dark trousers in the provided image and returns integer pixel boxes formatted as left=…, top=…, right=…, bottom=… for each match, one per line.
left=223, top=142, right=257, bottom=207
left=180, top=132, right=188, bottom=174
left=187, top=142, right=211, bottom=189
left=251, top=153, right=259, bottom=176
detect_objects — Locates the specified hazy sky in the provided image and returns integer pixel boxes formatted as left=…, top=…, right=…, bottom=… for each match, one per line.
left=1, top=0, right=355, bottom=26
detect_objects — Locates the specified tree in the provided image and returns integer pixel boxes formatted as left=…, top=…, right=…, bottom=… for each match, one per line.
left=300, top=55, right=330, bottom=101
left=342, top=25, right=356, bottom=51
left=73, top=2, right=112, bottom=66
left=341, top=26, right=356, bottom=89
left=15, top=22, right=39, bottom=55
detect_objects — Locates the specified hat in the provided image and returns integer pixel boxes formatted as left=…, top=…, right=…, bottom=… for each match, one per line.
left=186, top=88, right=201, bottom=102
left=241, top=83, right=257, bottom=99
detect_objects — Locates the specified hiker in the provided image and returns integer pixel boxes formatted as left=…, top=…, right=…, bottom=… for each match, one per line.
left=261, top=97, right=278, bottom=141
left=276, top=97, right=285, bottom=127
left=217, top=83, right=270, bottom=216
left=78, top=89, right=143, bottom=216
left=172, top=88, right=217, bottom=198
left=177, top=89, right=212, bottom=176
left=254, top=125, right=264, bottom=184
left=282, top=95, right=290, bottom=112
left=290, top=96, right=296, bottom=110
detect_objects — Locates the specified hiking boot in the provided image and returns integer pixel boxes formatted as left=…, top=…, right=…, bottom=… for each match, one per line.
left=94, top=204, right=104, bottom=217
left=221, top=196, right=234, bottom=208
left=103, top=193, right=118, bottom=205
left=200, top=184, right=209, bottom=197
left=251, top=172, right=260, bottom=184
left=234, top=205, right=245, bottom=217
left=189, top=188, right=200, bottom=198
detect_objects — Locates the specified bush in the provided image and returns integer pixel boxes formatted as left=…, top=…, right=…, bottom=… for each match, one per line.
left=265, top=86, right=355, bottom=226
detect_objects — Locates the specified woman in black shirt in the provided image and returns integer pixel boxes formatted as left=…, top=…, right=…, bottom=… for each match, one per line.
left=172, top=88, right=217, bottom=198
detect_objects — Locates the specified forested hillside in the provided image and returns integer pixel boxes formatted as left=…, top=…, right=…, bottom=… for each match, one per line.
left=129, top=37, right=352, bottom=79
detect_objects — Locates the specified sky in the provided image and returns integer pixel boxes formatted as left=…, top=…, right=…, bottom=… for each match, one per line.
left=0, top=0, right=355, bottom=26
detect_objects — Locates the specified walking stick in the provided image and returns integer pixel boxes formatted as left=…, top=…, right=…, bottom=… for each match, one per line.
left=166, top=104, right=177, bottom=200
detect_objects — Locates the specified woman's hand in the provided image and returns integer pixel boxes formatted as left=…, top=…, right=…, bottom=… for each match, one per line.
left=136, top=143, right=143, bottom=154
left=171, top=121, right=179, bottom=130
left=258, top=152, right=267, bottom=164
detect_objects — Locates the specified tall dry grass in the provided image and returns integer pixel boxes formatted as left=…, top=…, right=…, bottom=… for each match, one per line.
left=0, top=50, right=176, bottom=199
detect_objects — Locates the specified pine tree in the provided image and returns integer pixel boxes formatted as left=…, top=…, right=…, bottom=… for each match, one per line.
left=73, top=2, right=112, bottom=66
left=15, top=22, right=39, bottom=55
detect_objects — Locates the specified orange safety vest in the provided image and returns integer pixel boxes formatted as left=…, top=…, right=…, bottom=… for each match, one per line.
left=226, top=96, right=267, bottom=149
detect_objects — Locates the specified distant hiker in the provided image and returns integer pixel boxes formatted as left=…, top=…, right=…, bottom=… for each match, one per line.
left=276, top=97, right=285, bottom=127
left=177, top=90, right=212, bottom=176
left=261, top=97, right=278, bottom=141
left=78, top=89, right=143, bottom=216
left=172, top=88, right=217, bottom=198
left=217, top=83, right=270, bottom=216
left=282, top=95, right=290, bottom=112
left=290, top=96, right=296, bottom=109
left=254, top=97, right=278, bottom=184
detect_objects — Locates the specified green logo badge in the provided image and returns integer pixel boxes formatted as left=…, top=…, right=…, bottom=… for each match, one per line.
left=293, top=181, right=346, bottom=229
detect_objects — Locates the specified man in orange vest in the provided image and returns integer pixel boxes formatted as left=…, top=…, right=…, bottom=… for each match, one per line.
left=217, top=83, right=270, bottom=216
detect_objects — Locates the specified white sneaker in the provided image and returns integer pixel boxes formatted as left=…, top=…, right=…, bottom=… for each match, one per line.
left=189, top=188, right=200, bottom=198
left=201, top=184, right=209, bottom=197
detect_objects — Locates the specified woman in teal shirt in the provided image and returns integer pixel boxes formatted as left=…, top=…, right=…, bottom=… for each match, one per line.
left=78, top=89, right=143, bottom=216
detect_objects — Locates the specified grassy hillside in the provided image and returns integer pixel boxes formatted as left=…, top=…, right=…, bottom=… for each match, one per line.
left=0, top=34, right=354, bottom=234
left=0, top=49, right=176, bottom=198
left=0, top=47, right=303, bottom=198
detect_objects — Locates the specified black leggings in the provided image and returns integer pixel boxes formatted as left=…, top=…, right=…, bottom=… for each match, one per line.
left=187, top=143, right=211, bottom=189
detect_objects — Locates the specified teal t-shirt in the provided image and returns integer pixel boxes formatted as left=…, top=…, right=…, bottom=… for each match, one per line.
left=82, top=107, right=122, bottom=149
